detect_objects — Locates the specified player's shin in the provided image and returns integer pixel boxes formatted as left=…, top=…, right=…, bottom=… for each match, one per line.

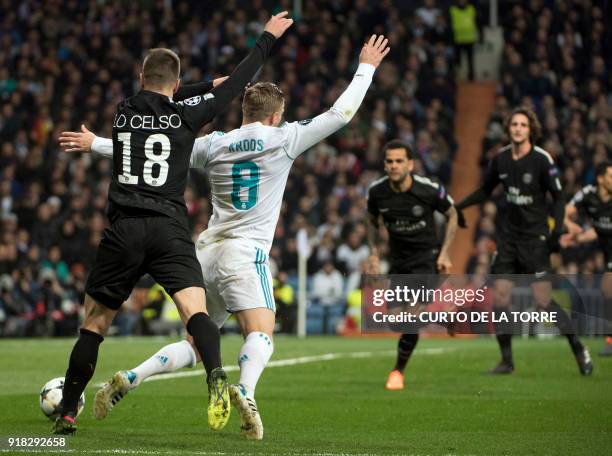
left=493, top=307, right=514, bottom=369
left=130, top=340, right=197, bottom=385
left=238, top=331, right=274, bottom=397
left=186, top=312, right=222, bottom=376
left=62, top=329, right=104, bottom=415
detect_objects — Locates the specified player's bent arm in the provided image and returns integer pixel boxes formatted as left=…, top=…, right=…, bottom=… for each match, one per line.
left=575, top=227, right=598, bottom=243
left=439, top=206, right=458, bottom=257
left=563, top=203, right=583, bottom=235
left=285, top=63, right=376, bottom=158
left=366, top=212, right=380, bottom=256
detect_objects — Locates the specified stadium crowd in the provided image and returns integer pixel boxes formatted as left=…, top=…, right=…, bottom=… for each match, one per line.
left=0, top=0, right=463, bottom=336
left=1, top=0, right=609, bottom=337
left=470, top=0, right=611, bottom=276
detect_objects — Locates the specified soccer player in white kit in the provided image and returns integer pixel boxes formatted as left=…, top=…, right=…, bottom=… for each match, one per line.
left=59, top=34, right=389, bottom=440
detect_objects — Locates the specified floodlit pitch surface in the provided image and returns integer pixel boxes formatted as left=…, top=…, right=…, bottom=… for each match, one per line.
left=1, top=336, right=610, bottom=455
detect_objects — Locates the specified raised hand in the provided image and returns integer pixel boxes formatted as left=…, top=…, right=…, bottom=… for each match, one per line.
left=59, top=124, right=95, bottom=153
left=212, top=76, right=229, bottom=88
left=359, top=34, right=391, bottom=68
left=264, top=11, right=294, bottom=38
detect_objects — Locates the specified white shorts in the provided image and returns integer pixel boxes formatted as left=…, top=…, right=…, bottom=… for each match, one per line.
left=197, top=239, right=276, bottom=329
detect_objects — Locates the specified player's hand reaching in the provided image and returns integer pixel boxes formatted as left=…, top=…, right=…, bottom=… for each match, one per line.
left=436, top=252, right=452, bottom=274
left=359, top=34, right=391, bottom=68
left=212, top=76, right=229, bottom=88
left=264, top=11, right=294, bottom=38
left=58, top=124, right=95, bottom=153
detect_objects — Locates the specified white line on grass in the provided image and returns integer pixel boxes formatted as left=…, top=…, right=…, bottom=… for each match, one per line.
left=93, top=347, right=450, bottom=387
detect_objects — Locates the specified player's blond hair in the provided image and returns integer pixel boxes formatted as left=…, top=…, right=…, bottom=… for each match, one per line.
left=242, top=82, right=284, bottom=122
left=142, top=48, right=180, bottom=88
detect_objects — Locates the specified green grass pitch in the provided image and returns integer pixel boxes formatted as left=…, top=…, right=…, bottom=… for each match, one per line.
left=0, top=335, right=611, bottom=455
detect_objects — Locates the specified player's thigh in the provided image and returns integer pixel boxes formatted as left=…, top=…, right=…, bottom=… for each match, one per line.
left=218, top=242, right=276, bottom=315
left=490, top=240, right=518, bottom=275
left=602, top=272, right=612, bottom=298
left=204, top=282, right=231, bottom=329
left=85, top=218, right=147, bottom=311
left=517, top=237, right=551, bottom=275
left=146, top=217, right=205, bottom=297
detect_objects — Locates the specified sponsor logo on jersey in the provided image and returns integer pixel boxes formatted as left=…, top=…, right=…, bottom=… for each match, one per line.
left=412, top=205, right=424, bottom=217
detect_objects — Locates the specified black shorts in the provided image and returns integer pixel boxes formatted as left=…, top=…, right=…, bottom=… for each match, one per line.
left=86, top=215, right=204, bottom=310
left=389, top=247, right=439, bottom=274
left=491, top=236, right=550, bottom=277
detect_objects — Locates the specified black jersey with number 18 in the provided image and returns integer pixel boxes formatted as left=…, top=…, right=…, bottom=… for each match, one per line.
left=107, top=31, right=276, bottom=224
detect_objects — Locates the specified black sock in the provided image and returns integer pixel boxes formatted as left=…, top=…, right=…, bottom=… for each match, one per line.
left=187, top=312, right=221, bottom=377
left=493, top=307, right=513, bottom=366
left=61, top=328, right=104, bottom=415
left=394, top=333, right=419, bottom=373
left=547, top=300, right=583, bottom=355
left=496, top=334, right=513, bottom=366
left=604, top=297, right=612, bottom=338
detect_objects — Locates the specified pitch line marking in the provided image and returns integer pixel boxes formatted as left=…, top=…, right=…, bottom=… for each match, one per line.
left=93, top=347, right=451, bottom=387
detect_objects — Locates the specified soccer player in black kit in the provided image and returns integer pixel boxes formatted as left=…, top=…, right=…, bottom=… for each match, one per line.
left=53, top=12, right=293, bottom=434
left=563, top=161, right=612, bottom=356
left=456, top=107, right=593, bottom=375
left=366, top=140, right=458, bottom=390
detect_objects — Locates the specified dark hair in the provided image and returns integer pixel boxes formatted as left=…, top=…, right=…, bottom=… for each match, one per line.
left=242, top=82, right=285, bottom=121
left=596, top=161, right=612, bottom=178
left=142, top=48, right=180, bottom=87
left=504, top=107, right=542, bottom=143
left=383, top=139, right=413, bottom=159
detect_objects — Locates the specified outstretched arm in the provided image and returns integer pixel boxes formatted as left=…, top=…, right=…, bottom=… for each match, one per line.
left=174, top=76, right=228, bottom=101
left=58, top=124, right=211, bottom=166
left=285, top=34, right=390, bottom=159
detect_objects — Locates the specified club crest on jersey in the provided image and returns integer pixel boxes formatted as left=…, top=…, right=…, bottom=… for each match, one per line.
left=183, top=95, right=201, bottom=106
left=412, top=205, right=424, bottom=217
left=522, top=173, right=533, bottom=184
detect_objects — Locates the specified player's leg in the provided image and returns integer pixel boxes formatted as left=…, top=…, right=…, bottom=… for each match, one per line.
left=219, top=243, right=276, bottom=440
left=147, top=217, right=229, bottom=430
left=600, top=271, right=612, bottom=356
left=230, top=308, right=274, bottom=440
left=385, top=255, right=437, bottom=389
left=55, top=217, right=143, bottom=434
left=54, top=295, right=117, bottom=434
left=490, top=278, right=515, bottom=374
left=531, top=280, right=592, bottom=375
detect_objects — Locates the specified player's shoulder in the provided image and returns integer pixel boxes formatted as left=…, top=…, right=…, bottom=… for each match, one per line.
left=367, top=176, right=389, bottom=195
left=412, top=174, right=443, bottom=195
left=533, top=145, right=556, bottom=165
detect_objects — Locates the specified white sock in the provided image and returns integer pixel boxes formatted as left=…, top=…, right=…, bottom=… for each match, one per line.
left=129, top=340, right=196, bottom=386
left=238, top=332, right=274, bottom=398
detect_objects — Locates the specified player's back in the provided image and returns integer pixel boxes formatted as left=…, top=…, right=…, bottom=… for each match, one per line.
left=197, top=122, right=294, bottom=252
left=109, top=91, right=211, bottom=222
